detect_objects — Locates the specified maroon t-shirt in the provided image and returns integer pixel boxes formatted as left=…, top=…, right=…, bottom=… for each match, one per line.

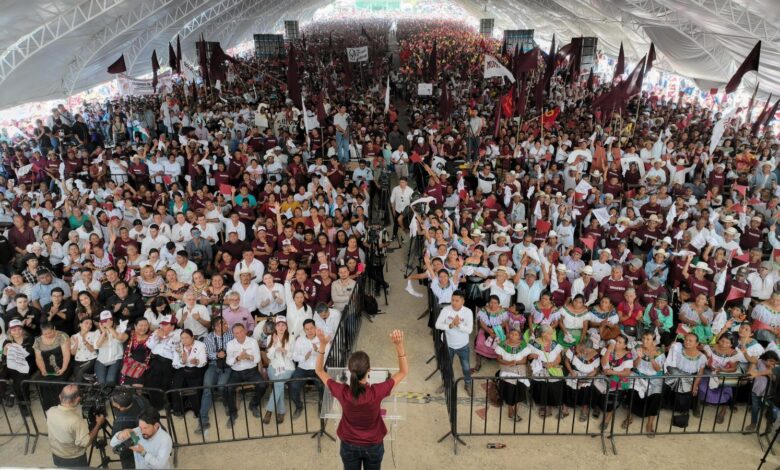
left=327, top=378, right=394, bottom=445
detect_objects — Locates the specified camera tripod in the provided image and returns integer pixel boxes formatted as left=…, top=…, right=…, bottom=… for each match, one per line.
left=88, top=421, right=120, bottom=469
left=366, top=239, right=389, bottom=307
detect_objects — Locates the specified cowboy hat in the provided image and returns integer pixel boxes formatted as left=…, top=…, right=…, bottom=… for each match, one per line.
left=693, top=261, right=713, bottom=273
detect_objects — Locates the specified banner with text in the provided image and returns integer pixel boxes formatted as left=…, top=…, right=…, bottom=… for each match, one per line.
left=347, top=46, right=369, bottom=62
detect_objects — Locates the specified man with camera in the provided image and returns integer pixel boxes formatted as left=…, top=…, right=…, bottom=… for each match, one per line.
left=109, top=410, right=172, bottom=469
left=111, top=389, right=151, bottom=468
left=46, top=384, right=105, bottom=468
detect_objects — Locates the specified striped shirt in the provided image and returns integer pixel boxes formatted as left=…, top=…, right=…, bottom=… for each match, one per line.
left=203, top=331, right=234, bottom=362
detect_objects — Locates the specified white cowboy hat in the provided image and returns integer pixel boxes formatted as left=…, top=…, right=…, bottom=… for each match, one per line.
left=513, top=223, right=525, bottom=232
left=556, top=264, right=569, bottom=273
left=694, top=261, right=713, bottom=273
left=581, top=266, right=594, bottom=275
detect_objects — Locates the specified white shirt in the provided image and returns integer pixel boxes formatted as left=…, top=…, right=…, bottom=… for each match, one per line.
left=285, top=281, right=313, bottom=340
left=230, top=281, right=260, bottom=312
left=222, top=218, right=246, bottom=241
left=171, top=260, right=197, bottom=284
left=92, top=328, right=124, bottom=364
left=175, top=304, right=211, bottom=337
left=390, top=185, right=414, bottom=212
left=170, top=222, right=193, bottom=247
left=435, top=305, right=474, bottom=350
left=71, top=332, right=99, bottom=362
left=591, top=260, right=612, bottom=282
left=748, top=271, right=780, bottom=300
left=194, top=224, right=219, bottom=244
left=141, top=234, right=170, bottom=257
left=226, top=336, right=261, bottom=371
left=145, top=329, right=182, bottom=360
left=314, top=309, right=341, bottom=337
left=391, top=150, right=408, bottom=166
left=109, top=426, right=172, bottom=470
left=233, top=258, right=265, bottom=284
left=172, top=340, right=207, bottom=369
left=257, top=283, right=286, bottom=315
left=292, top=335, right=320, bottom=370
left=516, top=279, right=545, bottom=312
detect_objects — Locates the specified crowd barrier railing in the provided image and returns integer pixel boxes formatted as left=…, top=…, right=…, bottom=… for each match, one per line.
left=0, top=379, right=35, bottom=455
left=326, top=275, right=366, bottom=368
left=164, top=377, right=329, bottom=466
left=442, top=373, right=773, bottom=455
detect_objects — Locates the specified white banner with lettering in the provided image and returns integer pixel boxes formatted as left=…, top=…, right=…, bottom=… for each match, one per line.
left=483, top=54, right=516, bottom=83
left=346, top=46, right=369, bottom=62
left=118, top=71, right=173, bottom=96
left=417, top=83, right=433, bottom=96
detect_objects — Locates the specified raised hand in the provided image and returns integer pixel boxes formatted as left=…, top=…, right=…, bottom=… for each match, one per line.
left=390, top=329, right=404, bottom=345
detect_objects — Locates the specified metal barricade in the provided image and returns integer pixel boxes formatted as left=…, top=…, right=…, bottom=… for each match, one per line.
left=0, top=378, right=34, bottom=454
left=440, top=373, right=771, bottom=455
left=326, top=276, right=366, bottom=368
left=165, top=376, right=331, bottom=466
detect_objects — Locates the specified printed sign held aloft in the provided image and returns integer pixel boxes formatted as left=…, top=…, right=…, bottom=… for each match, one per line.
left=346, top=46, right=369, bottom=62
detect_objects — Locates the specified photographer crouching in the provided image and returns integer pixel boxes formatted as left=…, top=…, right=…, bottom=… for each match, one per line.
left=46, top=384, right=105, bottom=468
left=111, top=388, right=152, bottom=468
left=109, top=409, right=172, bottom=469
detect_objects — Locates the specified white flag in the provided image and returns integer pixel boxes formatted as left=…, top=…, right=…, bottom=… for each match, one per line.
left=484, top=54, right=516, bottom=83
left=346, top=46, right=369, bottom=62
left=574, top=179, right=593, bottom=195
left=384, top=76, right=390, bottom=114
left=417, top=83, right=433, bottom=96
left=665, top=203, right=677, bottom=231
left=714, top=269, right=727, bottom=296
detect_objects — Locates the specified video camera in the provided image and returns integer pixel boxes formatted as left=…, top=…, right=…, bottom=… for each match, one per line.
left=81, top=384, right=112, bottom=426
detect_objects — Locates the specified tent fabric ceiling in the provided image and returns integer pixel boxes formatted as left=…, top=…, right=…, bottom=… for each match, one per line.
left=0, top=0, right=777, bottom=109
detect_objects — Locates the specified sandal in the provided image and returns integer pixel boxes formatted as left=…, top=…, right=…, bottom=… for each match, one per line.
left=579, top=413, right=588, bottom=423
left=263, top=411, right=272, bottom=425
left=621, top=419, right=632, bottom=429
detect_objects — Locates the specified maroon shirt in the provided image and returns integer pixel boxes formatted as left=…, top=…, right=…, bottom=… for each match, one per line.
left=291, top=279, right=318, bottom=307
left=551, top=277, right=571, bottom=307
left=687, top=275, right=715, bottom=298
left=599, top=277, right=631, bottom=305
left=8, top=226, right=35, bottom=252
left=311, top=275, right=333, bottom=305
left=326, top=378, right=394, bottom=445
left=740, top=226, right=763, bottom=251
left=624, top=267, right=647, bottom=287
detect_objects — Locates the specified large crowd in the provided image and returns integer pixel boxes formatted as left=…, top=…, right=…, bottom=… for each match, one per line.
left=0, top=16, right=777, bottom=460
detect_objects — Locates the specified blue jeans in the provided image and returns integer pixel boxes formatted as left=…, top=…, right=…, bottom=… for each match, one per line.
left=336, top=132, right=350, bottom=163
left=94, top=361, right=120, bottom=385
left=266, top=368, right=293, bottom=414
left=200, top=363, right=232, bottom=425
left=448, top=345, right=472, bottom=385
left=751, top=392, right=780, bottom=426
left=340, top=441, right=384, bottom=470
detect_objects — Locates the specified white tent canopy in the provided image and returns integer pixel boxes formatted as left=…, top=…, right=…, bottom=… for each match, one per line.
left=0, top=0, right=777, bottom=109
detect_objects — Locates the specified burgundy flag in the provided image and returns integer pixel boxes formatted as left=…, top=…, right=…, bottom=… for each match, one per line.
left=613, top=42, right=625, bottom=79
left=725, top=41, right=761, bottom=94
left=427, top=40, right=438, bottom=81
left=542, top=35, right=556, bottom=94
left=168, top=43, right=177, bottom=71
left=516, top=47, right=541, bottom=74
left=316, top=90, right=328, bottom=124
left=752, top=94, right=772, bottom=135
left=623, top=55, right=647, bottom=99
left=646, top=42, right=656, bottom=72
left=586, top=67, right=594, bottom=91
left=762, top=98, right=780, bottom=128
left=286, top=45, right=302, bottom=108
left=107, top=54, right=126, bottom=74
left=151, top=50, right=160, bottom=92
left=176, top=35, right=182, bottom=74
left=568, top=37, right=583, bottom=83
left=197, top=35, right=209, bottom=85
left=438, top=82, right=450, bottom=119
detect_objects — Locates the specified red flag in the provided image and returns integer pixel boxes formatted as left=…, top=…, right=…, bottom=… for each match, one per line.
left=752, top=94, right=773, bottom=135
left=427, top=40, right=438, bottom=81
left=219, top=184, right=233, bottom=196
left=733, top=184, right=747, bottom=197
left=541, top=107, right=560, bottom=129
left=613, top=42, right=625, bottom=80
left=581, top=236, right=596, bottom=251
left=733, top=204, right=745, bottom=214
left=501, top=85, right=515, bottom=118
left=535, top=219, right=552, bottom=234
left=574, top=192, right=587, bottom=201
left=107, top=54, right=127, bottom=74
left=516, top=47, right=542, bottom=74
left=725, top=287, right=745, bottom=302
left=773, top=248, right=780, bottom=259
left=410, top=151, right=422, bottom=163
left=733, top=252, right=750, bottom=263
left=762, top=98, right=780, bottom=128
left=748, top=197, right=762, bottom=205
left=725, top=41, right=761, bottom=94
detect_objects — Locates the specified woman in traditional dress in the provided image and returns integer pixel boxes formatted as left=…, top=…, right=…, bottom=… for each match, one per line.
left=663, top=333, right=706, bottom=427
left=495, top=328, right=529, bottom=422
left=473, top=295, right=509, bottom=372
left=696, top=334, right=740, bottom=423
left=557, top=294, right=590, bottom=348
left=593, top=335, right=634, bottom=430
left=562, top=338, right=600, bottom=421
left=625, top=331, right=665, bottom=434
left=527, top=325, right=565, bottom=418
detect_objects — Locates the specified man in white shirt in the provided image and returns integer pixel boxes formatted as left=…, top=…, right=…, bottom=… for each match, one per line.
left=140, top=225, right=169, bottom=257
left=225, top=324, right=266, bottom=426
left=232, top=268, right=261, bottom=312
left=109, top=410, right=172, bottom=469
left=170, top=213, right=193, bottom=250
left=748, top=262, right=780, bottom=302
left=333, top=105, right=350, bottom=163
left=170, top=251, right=197, bottom=284
left=391, top=145, right=409, bottom=178
left=389, top=177, right=414, bottom=240
left=233, top=249, right=265, bottom=284
left=434, top=291, right=474, bottom=396
left=313, top=302, right=341, bottom=337
left=289, top=319, right=322, bottom=419
left=176, top=291, right=211, bottom=338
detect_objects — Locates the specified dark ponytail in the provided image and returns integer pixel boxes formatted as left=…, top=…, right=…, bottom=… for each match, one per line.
left=348, top=351, right=370, bottom=400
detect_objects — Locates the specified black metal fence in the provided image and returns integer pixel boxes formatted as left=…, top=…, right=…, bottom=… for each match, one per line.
left=326, top=275, right=366, bottom=368
left=0, top=379, right=35, bottom=455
